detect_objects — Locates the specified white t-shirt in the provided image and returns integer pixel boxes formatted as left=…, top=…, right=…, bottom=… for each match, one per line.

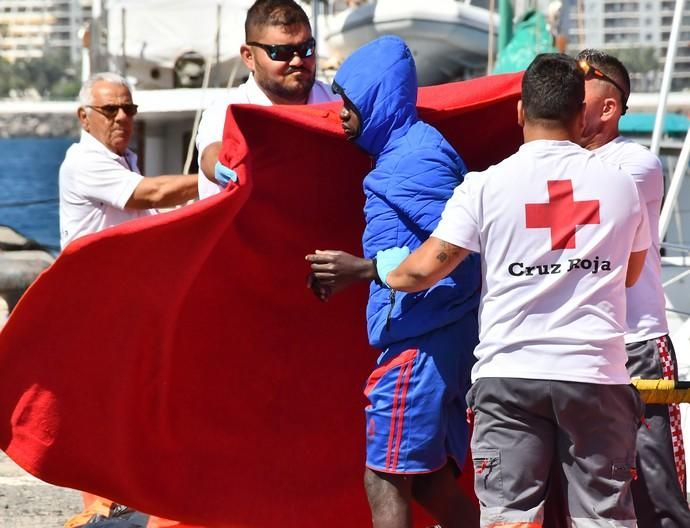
left=59, top=130, right=155, bottom=249
left=432, top=140, right=651, bottom=384
left=195, top=73, right=339, bottom=198
left=595, top=136, right=668, bottom=343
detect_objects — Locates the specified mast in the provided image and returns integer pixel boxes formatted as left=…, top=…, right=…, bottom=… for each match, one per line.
left=497, top=0, right=513, bottom=53
left=312, top=0, right=320, bottom=52
left=657, top=0, right=687, bottom=240
left=651, top=0, right=685, bottom=157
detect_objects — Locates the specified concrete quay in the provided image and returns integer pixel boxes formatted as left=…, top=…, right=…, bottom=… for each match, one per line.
left=0, top=451, right=81, bottom=528
left=0, top=226, right=54, bottom=326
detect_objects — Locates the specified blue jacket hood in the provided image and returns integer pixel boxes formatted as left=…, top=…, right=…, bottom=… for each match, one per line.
left=333, top=36, right=418, bottom=156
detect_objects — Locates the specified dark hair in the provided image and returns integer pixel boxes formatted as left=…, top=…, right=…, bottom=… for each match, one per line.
left=522, top=53, right=584, bottom=126
left=245, top=0, right=311, bottom=41
left=576, top=48, right=631, bottom=102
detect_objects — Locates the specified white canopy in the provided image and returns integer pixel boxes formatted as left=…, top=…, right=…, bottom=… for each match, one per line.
left=105, top=0, right=254, bottom=68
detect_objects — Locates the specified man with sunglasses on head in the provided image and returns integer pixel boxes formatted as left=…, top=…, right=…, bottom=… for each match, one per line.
left=577, top=48, right=690, bottom=528
left=59, top=72, right=199, bottom=250
left=195, top=0, right=339, bottom=199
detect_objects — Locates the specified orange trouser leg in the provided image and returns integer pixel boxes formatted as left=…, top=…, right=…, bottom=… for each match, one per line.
left=63, top=493, right=114, bottom=528
left=68, top=492, right=204, bottom=528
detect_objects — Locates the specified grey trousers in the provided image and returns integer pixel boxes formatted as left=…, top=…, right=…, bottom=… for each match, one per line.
left=467, top=377, right=643, bottom=528
left=626, top=335, right=690, bottom=528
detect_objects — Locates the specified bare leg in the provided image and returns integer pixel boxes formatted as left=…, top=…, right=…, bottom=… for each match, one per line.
left=365, top=468, right=413, bottom=528
left=412, top=462, right=479, bottom=528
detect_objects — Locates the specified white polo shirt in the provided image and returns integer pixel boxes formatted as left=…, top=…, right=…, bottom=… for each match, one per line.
left=595, top=136, right=668, bottom=344
left=195, top=73, right=339, bottom=198
left=59, top=130, right=155, bottom=249
left=432, top=140, right=650, bottom=384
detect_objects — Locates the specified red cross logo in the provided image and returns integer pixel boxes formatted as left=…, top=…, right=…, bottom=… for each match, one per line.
left=525, top=180, right=600, bottom=250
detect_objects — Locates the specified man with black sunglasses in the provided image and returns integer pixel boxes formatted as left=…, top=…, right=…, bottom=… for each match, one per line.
left=59, top=72, right=199, bottom=249
left=577, top=48, right=690, bottom=528
left=195, top=0, right=339, bottom=199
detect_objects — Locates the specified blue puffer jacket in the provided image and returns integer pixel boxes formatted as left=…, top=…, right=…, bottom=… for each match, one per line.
left=333, top=36, right=481, bottom=351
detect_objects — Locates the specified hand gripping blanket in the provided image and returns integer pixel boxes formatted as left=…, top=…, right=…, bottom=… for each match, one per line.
left=0, top=72, right=523, bottom=527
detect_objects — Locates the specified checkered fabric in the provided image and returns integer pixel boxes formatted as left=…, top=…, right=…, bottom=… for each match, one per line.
left=657, top=335, right=687, bottom=494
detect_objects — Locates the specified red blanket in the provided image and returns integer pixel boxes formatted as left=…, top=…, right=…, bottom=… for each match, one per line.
left=0, top=72, right=522, bottom=527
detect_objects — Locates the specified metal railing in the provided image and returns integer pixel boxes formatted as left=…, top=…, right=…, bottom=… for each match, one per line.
left=662, top=241, right=690, bottom=317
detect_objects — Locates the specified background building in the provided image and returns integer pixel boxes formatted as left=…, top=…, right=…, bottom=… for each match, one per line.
left=569, top=0, right=690, bottom=91
left=0, top=0, right=91, bottom=64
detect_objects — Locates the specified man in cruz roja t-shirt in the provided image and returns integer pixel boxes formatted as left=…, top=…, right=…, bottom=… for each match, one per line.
left=384, top=53, right=650, bottom=528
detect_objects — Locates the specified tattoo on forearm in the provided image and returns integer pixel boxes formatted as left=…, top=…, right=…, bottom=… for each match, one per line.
left=436, top=240, right=460, bottom=263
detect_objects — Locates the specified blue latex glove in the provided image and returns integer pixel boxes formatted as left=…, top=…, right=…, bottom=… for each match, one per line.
left=375, top=246, right=410, bottom=288
left=214, top=161, right=238, bottom=188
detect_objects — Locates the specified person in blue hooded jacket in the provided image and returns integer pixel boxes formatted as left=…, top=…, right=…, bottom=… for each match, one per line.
left=306, top=36, right=480, bottom=528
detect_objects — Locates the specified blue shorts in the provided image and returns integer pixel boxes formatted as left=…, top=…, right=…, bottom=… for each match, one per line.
left=363, top=313, right=477, bottom=474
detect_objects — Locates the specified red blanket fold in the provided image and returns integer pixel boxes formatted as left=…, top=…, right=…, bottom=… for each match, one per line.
left=0, top=72, right=522, bottom=527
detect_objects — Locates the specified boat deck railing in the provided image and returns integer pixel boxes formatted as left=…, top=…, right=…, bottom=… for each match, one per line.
left=662, top=242, right=690, bottom=317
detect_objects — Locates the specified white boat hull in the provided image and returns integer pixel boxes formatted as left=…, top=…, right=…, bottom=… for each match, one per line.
left=323, top=0, right=497, bottom=85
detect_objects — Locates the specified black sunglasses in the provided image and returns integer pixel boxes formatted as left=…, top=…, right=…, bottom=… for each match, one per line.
left=578, top=60, right=628, bottom=114
left=86, top=104, right=138, bottom=119
left=246, top=37, right=316, bottom=62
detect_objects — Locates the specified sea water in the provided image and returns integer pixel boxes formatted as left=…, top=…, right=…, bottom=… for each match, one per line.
left=0, top=137, right=76, bottom=253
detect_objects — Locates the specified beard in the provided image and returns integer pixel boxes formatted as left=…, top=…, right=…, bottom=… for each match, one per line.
left=258, top=67, right=316, bottom=103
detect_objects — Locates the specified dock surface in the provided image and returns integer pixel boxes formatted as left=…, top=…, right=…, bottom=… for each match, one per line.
left=0, top=451, right=80, bottom=527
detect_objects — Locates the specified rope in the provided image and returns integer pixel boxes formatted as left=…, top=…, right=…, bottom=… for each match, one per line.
left=182, top=55, right=213, bottom=176
left=633, top=379, right=690, bottom=404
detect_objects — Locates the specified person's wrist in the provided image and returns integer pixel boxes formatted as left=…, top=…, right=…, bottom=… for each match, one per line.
left=359, top=258, right=377, bottom=281
left=370, top=258, right=383, bottom=285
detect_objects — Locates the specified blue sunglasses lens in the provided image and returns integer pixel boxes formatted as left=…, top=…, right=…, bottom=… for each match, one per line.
left=265, top=39, right=316, bottom=61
